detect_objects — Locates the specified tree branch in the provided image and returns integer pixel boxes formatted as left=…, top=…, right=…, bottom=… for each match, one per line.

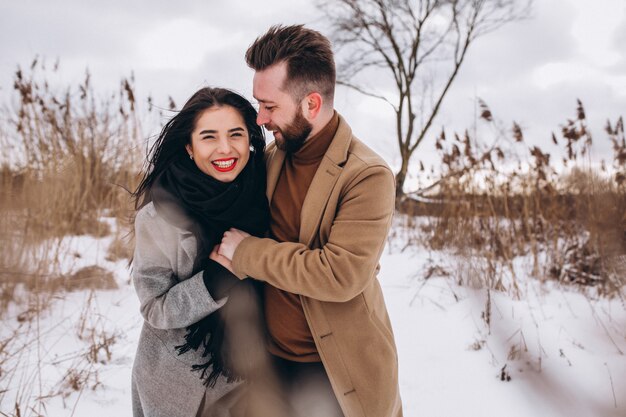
left=337, top=80, right=398, bottom=111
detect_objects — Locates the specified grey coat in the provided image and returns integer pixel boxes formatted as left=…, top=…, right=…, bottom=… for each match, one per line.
left=131, top=202, right=241, bottom=417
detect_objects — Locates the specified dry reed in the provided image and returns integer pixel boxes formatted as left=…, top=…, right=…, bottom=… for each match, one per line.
left=0, top=58, right=141, bottom=311
left=0, top=58, right=142, bottom=415
left=400, top=99, right=625, bottom=298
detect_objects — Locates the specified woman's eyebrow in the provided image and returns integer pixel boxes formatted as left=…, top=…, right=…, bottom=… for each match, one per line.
left=199, top=127, right=245, bottom=135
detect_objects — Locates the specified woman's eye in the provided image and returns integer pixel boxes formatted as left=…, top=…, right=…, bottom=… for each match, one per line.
left=201, top=135, right=215, bottom=140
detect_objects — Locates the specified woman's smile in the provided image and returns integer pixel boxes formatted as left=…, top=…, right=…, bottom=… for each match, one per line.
left=211, top=157, right=238, bottom=172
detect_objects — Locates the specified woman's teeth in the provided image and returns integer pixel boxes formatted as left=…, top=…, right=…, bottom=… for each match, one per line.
left=212, top=159, right=235, bottom=168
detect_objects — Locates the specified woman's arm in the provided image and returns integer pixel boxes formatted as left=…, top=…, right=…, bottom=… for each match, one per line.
left=132, top=205, right=226, bottom=330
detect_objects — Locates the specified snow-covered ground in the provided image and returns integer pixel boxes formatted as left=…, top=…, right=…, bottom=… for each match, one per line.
left=383, top=248, right=625, bottom=417
left=1, top=221, right=624, bottom=417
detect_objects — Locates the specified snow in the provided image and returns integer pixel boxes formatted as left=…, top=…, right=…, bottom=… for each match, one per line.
left=384, top=247, right=625, bottom=417
left=1, top=220, right=624, bottom=417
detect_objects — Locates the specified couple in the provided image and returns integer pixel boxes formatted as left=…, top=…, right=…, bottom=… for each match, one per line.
left=131, top=25, right=403, bottom=417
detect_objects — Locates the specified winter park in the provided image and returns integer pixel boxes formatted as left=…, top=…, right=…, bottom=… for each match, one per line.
left=1, top=1, right=625, bottom=417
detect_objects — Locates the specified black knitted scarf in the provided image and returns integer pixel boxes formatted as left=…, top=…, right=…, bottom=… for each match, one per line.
left=152, top=155, right=269, bottom=251
left=151, top=154, right=269, bottom=387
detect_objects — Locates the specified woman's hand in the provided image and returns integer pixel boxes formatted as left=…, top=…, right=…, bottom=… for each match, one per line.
left=218, top=228, right=251, bottom=260
left=209, top=244, right=234, bottom=274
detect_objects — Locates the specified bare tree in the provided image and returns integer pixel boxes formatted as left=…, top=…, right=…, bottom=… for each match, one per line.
left=318, top=0, right=532, bottom=203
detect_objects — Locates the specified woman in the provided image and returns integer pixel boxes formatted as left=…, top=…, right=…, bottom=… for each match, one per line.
left=130, top=87, right=273, bottom=417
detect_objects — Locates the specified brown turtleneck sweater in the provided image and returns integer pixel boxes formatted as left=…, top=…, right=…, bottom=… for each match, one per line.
left=265, top=112, right=339, bottom=362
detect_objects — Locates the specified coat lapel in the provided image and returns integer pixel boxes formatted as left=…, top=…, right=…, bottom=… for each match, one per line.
left=265, top=144, right=286, bottom=203
left=299, top=158, right=341, bottom=246
left=299, top=115, right=352, bottom=246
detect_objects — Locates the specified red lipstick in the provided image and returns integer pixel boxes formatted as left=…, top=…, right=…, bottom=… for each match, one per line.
left=211, top=158, right=238, bottom=172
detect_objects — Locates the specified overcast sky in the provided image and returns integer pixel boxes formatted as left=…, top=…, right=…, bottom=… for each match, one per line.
left=1, top=1, right=625, bottom=186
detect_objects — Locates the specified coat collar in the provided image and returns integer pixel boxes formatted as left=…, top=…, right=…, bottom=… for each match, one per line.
left=265, top=113, right=353, bottom=245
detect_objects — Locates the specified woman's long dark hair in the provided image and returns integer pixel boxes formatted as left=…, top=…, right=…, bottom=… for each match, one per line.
left=132, top=87, right=265, bottom=209
left=131, top=88, right=269, bottom=388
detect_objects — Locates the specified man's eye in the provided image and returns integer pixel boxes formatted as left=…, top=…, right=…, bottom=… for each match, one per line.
left=265, top=106, right=276, bottom=111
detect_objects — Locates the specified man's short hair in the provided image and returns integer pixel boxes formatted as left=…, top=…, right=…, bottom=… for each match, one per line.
left=245, top=24, right=336, bottom=105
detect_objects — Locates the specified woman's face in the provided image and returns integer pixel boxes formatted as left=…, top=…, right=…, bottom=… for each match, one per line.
left=186, top=105, right=251, bottom=183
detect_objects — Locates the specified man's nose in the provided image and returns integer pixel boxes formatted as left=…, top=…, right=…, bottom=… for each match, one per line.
left=256, top=108, right=270, bottom=126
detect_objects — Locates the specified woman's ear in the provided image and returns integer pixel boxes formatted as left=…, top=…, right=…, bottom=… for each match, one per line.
left=185, top=143, right=193, bottom=158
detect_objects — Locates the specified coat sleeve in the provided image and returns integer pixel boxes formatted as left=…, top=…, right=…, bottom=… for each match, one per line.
left=132, top=206, right=226, bottom=330
left=231, top=164, right=395, bottom=303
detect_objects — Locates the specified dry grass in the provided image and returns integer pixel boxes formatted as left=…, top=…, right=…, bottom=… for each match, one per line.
left=0, top=288, right=120, bottom=416
left=56, top=265, right=118, bottom=292
left=400, top=99, right=626, bottom=298
left=0, top=59, right=140, bottom=414
left=0, top=58, right=141, bottom=315
left=106, top=228, right=135, bottom=264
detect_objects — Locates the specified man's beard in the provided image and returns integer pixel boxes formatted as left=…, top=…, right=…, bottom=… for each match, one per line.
left=271, top=106, right=312, bottom=154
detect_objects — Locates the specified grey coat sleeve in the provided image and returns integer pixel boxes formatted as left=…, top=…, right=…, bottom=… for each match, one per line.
left=132, top=204, right=226, bottom=330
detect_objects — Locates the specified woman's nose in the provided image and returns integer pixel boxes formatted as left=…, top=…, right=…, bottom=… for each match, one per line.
left=216, top=137, right=232, bottom=153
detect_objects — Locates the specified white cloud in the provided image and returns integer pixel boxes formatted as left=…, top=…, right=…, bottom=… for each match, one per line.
left=532, top=62, right=626, bottom=94
left=0, top=0, right=624, bottom=172
left=134, top=19, right=240, bottom=71
left=570, top=0, right=626, bottom=66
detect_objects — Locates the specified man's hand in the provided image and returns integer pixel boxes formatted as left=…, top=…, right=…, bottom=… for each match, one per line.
left=209, top=244, right=234, bottom=273
left=218, top=228, right=251, bottom=260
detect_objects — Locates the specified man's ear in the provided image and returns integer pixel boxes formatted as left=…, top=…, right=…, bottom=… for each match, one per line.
left=304, top=92, right=323, bottom=120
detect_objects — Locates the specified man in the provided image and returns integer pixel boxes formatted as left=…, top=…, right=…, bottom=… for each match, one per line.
left=217, top=25, right=403, bottom=417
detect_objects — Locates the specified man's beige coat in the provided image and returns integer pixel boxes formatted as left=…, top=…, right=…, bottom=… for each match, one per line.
left=232, top=114, right=403, bottom=417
